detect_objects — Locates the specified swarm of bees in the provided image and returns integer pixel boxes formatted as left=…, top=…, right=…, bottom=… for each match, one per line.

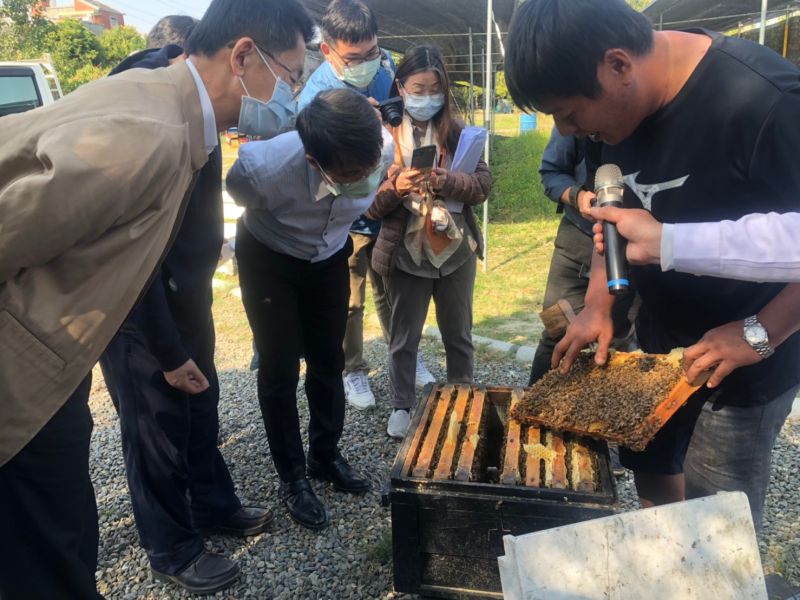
left=512, top=351, right=688, bottom=451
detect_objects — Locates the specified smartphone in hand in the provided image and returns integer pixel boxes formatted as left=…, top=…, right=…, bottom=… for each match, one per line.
left=410, top=144, right=437, bottom=171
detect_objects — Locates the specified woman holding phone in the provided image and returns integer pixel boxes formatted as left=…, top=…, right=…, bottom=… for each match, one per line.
left=366, top=45, right=492, bottom=438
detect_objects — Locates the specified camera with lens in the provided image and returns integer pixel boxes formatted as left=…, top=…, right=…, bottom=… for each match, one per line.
left=378, top=96, right=404, bottom=127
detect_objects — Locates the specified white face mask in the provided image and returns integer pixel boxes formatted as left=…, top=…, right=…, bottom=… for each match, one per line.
left=237, top=47, right=297, bottom=140
left=402, top=90, right=445, bottom=122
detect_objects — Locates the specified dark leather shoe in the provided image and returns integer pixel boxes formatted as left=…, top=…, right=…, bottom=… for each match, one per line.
left=280, top=478, right=329, bottom=531
left=152, top=551, right=239, bottom=594
left=199, top=505, right=274, bottom=537
left=307, top=455, right=372, bottom=494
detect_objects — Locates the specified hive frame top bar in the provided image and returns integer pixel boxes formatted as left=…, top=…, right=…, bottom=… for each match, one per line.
left=515, top=351, right=706, bottom=452
left=389, top=384, right=618, bottom=506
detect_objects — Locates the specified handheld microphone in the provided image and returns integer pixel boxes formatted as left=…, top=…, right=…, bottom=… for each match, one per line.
left=594, top=164, right=629, bottom=295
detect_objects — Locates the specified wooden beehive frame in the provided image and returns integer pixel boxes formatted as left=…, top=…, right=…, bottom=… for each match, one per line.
left=516, top=351, right=707, bottom=451
left=499, top=390, right=523, bottom=485
left=404, top=385, right=599, bottom=492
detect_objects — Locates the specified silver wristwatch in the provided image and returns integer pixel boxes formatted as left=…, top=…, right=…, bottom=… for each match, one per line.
left=743, top=315, right=774, bottom=359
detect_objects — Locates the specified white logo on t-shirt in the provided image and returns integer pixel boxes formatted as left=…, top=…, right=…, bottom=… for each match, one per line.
left=624, top=171, right=690, bottom=211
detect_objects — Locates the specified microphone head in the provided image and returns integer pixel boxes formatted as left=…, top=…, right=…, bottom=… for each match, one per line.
left=595, top=164, right=623, bottom=191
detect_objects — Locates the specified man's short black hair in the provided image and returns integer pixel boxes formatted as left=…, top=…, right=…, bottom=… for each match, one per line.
left=321, top=0, right=378, bottom=45
left=505, top=0, right=654, bottom=111
left=186, top=0, right=314, bottom=57
left=296, top=88, right=382, bottom=172
left=147, top=15, right=198, bottom=48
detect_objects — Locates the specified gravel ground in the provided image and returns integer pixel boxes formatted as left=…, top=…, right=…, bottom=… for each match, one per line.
left=89, top=331, right=800, bottom=599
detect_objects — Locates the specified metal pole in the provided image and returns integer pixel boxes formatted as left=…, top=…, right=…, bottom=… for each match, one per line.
left=490, top=66, right=496, bottom=141
left=469, top=27, right=475, bottom=125
left=759, top=0, right=768, bottom=45
left=659, top=14, right=663, bottom=31
left=783, top=7, right=790, bottom=57
left=483, top=0, right=493, bottom=273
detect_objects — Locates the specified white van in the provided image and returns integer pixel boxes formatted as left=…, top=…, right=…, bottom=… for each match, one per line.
left=0, top=57, right=63, bottom=118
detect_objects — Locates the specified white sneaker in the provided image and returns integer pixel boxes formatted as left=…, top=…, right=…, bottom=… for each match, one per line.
left=415, top=355, right=435, bottom=389
left=343, top=371, right=375, bottom=410
left=387, top=409, right=411, bottom=439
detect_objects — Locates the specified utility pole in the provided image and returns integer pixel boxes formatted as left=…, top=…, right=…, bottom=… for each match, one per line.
left=469, top=27, right=475, bottom=125
left=483, top=0, right=493, bottom=273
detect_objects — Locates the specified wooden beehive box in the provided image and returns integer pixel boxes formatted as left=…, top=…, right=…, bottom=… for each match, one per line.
left=389, top=385, right=618, bottom=599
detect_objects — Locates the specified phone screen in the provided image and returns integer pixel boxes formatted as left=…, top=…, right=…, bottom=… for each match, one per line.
left=411, top=144, right=437, bottom=170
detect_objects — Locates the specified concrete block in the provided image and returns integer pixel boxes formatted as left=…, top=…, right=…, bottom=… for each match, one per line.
left=486, top=340, right=515, bottom=355
left=499, top=491, right=766, bottom=600
left=423, top=325, right=442, bottom=341
left=223, top=222, right=237, bottom=240
left=472, top=333, right=493, bottom=347
left=515, top=345, right=537, bottom=364
left=790, top=394, right=800, bottom=420
left=222, top=191, right=244, bottom=220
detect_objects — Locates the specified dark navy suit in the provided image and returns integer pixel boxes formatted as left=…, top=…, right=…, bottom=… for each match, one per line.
left=100, top=46, right=240, bottom=575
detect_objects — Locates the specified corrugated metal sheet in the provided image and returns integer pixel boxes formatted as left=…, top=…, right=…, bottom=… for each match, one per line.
left=644, top=0, right=799, bottom=31
left=304, top=0, right=518, bottom=83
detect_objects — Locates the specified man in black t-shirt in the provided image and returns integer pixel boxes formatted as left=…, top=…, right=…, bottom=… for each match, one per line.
left=506, top=0, right=800, bottom=532
left=531, top=130, right=639, bottom=386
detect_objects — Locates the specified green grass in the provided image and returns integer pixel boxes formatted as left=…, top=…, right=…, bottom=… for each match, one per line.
left=493, top=113, right=520, bottom=137
left=462, top=129, right=559, bottom=345
left=493, top=111, right=555, bottom=138
left=489, top=130, right=552, bottom=223
left=366, top=532, right=393, bottom=565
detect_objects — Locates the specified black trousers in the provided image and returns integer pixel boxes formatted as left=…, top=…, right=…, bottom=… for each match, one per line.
left=236, top=221, right=351, bottom=482
left=0, top=376, right=103, bottom=600
left=99, top=321, right=240, bottom=575
left=530, top=218, right=636, bottom=385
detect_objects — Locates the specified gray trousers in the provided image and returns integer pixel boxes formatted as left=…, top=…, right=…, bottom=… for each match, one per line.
left=384, top=254, right=476, bottom=409
left=684, top=385, right=797, bottom=533
left=344, top=233, right=392, bottom=374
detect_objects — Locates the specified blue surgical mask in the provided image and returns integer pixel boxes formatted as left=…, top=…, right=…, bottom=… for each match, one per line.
left=237, top=48, right=297, bottom=140
left=338, top=56, right=381, bottom=89
left=402, top=91, right=445, bottom=122
left=321, top=161, right=386, bottom=198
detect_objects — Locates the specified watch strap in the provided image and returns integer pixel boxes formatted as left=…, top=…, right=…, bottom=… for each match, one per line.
left=743, top=315, right=774, bottom=359
left=567, top=185, right=585, bottom=210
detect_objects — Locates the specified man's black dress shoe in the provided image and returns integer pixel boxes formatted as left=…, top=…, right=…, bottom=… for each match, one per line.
left=280, top=478, right=329, bottom=530
left=307, top=455, right=371, bottom=493
left=152, top=551, right=239, bottom=594
left=199, top=505, right=274, bottom=537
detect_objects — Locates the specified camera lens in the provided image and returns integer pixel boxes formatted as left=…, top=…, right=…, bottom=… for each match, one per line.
left=381, top=104, right=402, bottom=127
left=379, top=97, right=404, bottom=127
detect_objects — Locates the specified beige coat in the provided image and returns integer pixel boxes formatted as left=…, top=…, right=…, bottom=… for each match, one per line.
left=0, top=62, right=209, bottom=466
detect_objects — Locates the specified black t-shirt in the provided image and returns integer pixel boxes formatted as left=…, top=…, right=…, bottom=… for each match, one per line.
left=602, top=29, right=800, bottom=405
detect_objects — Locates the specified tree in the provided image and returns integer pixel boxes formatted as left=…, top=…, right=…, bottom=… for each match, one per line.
left=0, top=0, right=56, bottom=60
left=495, top=71, right=508, bottom=100
left=99, top=25, right=145, bottom=68
left=48, top=20, right=105, bottom=93
left=627, top=0, right=651, bottom=11
left=68, top=62, right=109, bottom=91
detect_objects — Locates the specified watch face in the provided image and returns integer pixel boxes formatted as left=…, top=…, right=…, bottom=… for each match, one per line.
left=744, top=325, right=768, bottom=345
